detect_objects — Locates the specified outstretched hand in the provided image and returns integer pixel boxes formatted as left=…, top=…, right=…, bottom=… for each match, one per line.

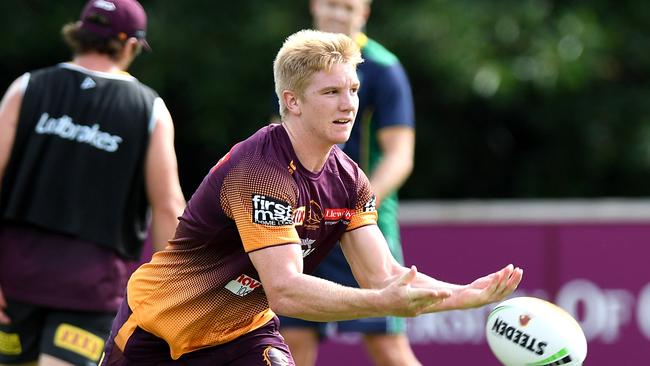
left=382, top=265, right=452, bottom=317
left=447, top=264, right=523, bottom=310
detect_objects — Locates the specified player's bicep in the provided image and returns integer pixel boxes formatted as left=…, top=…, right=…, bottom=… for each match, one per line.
left=144, top=99, right=184, bottom=211
left=346, top=167, right=378, bottom=231
left=248, top=243, right=303, bottom=292
left=144, top=99, right=185, bottom=250
left=0, top=75, right=27, bottom=182
left=376, top=126, right=414, bottom=157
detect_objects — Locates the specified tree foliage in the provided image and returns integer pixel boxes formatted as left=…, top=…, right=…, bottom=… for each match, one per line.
left=2, top=0, right=649, bottom=199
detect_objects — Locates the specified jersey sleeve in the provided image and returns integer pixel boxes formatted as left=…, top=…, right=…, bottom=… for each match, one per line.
left=221, top=159, right=300, bottom=252
left=374, top=63, right=415, bottom=129
left=347, top=167, right=378, bottom=231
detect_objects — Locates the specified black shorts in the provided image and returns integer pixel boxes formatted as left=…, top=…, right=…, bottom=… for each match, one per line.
left=0, top=299, right=114, bottom=365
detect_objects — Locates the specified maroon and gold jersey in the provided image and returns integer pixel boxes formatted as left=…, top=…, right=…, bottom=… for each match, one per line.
left=115, top=124, right=377, bottom=359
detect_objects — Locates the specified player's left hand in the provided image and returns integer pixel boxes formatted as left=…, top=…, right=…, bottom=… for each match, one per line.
left=423, top=264, right=523, bottom=312
left=464, top=264, right=523, bottom=307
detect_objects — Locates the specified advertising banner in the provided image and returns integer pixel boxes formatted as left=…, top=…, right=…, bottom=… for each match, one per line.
left=315, top=201, right=650, bottom=366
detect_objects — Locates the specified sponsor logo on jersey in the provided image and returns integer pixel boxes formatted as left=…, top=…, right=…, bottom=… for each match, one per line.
left=293, top=206, right=305, bottom=226
left=297, top=201, right=354, bottom=229
left=80, top=77, right=96, bottom=90
left=53, top=323, right=104, bottom=361
left=323, top=208, right=354, bottom=225
left=34, top=113, right=123, bottom=152
left=300, top=238, right=316, bottom=258
left=0, top=330, right=22, bottom=355
left=364, top=195, right=377, bottom=213
left=252, top=195, right=293, bottom=226
left=225, top=274, right=262, bottom=296
left=288, top=160, right=297, bottom=175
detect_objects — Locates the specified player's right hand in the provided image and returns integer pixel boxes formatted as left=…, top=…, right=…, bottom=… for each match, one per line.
left=381, top=265, right=451, bottom=317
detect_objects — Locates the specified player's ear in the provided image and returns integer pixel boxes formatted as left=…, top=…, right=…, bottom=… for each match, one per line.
left=283, top=90, right=301, bottom=116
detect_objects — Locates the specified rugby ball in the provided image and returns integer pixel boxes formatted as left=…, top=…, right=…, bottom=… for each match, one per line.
left=485, top=297, right=587, bottom=366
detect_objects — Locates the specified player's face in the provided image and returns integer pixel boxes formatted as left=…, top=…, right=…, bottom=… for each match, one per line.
left=299, top=63, right=359, bottom=146
left=311, top=0, right=369, bottom=36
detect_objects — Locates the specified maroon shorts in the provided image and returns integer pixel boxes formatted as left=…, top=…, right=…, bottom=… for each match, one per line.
left=101, top=299, right=294, bottom=366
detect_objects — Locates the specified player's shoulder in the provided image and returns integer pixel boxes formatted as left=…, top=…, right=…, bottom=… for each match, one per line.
left=361, top=36, right=400, bottom=67
left=212, top=124, right=299, bottom=207
left=53, top=63, right=156, bottom=93
left=26, top=64, right=69, bottom=81
left=31, top=64, right=61, bottom=75
left=130, top=78, right=158, bottom=97
left=224, top=124, right=293, bottom=176
left=19, top=64, right=79, bottom=96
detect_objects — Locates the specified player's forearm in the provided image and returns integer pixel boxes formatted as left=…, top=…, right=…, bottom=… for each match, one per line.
left=0, top=77, right=24, bottom=197
left=266, top=272, right=387, bottom=322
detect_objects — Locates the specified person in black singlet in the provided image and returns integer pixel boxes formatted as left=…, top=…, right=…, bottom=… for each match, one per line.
left=0, top=1, right=185, bottom=365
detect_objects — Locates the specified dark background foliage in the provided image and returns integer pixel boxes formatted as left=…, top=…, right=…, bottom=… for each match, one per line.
left=3, top=0, right=649, bottom=200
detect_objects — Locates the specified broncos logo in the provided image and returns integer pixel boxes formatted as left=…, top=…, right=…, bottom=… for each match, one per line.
left=262, top=346, right=290, bottom=366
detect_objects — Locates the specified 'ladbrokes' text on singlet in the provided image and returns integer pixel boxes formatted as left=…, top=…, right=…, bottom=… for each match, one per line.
left=0, top=63, right=160, bottom=259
